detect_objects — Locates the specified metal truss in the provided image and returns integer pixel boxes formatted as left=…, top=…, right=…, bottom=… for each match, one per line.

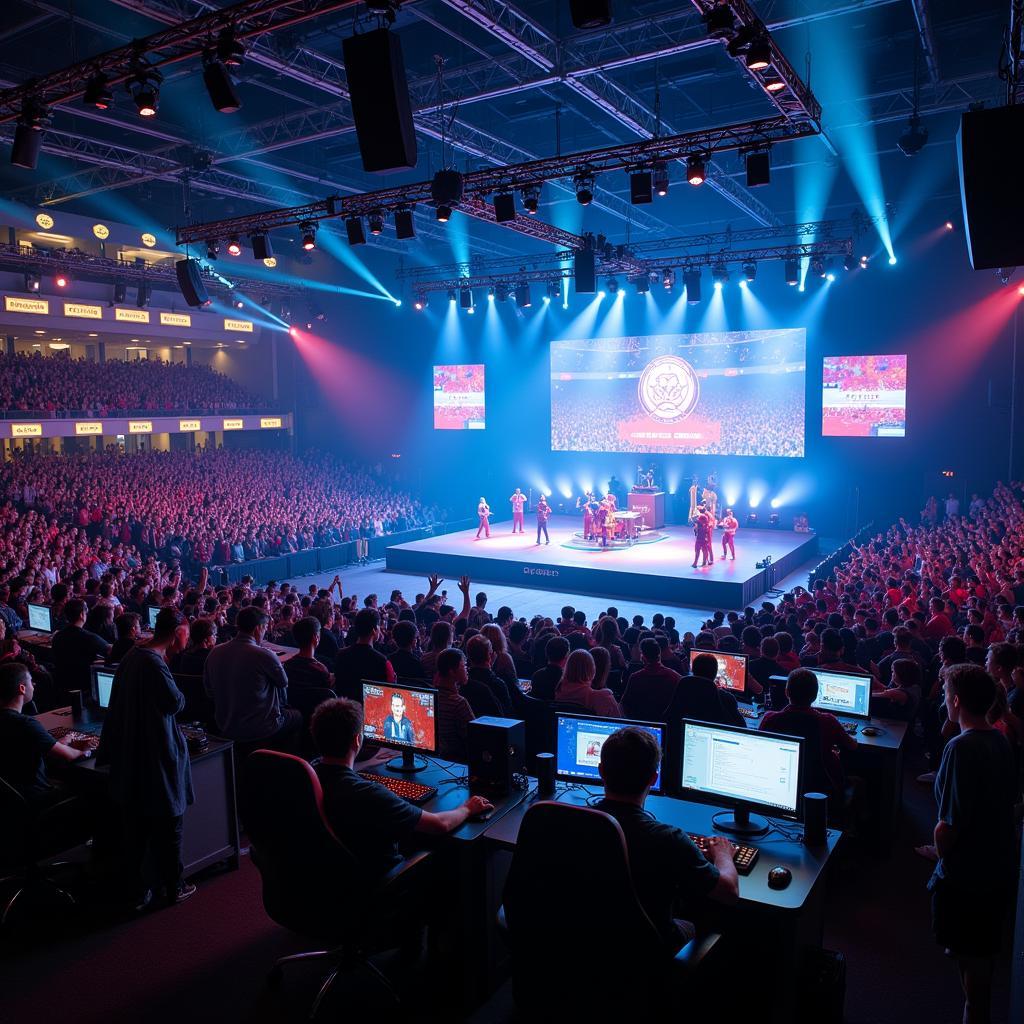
left=404, top=239, right=854, bottom=298
left=174, top=115, right=820, bottom=245
left=0, top=0, right=362, bottom=122
left=0, top=242, right=302, bottom=299
left=908, top=0, right=941, bottom=85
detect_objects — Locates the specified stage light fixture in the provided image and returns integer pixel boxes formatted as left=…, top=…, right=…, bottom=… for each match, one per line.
left=368, top=210, right=385, bottom=235
left=745, top=38, right=771, bottom=70
left=629, top=170, right=653, bottom=205
left=825, top=272, right=836, bottom=282
left=83, top=74, right=114, bottom=110
left=606, top=277, right=619, bottom=294
left=784, top=259, right=799, bottom=286
left=226, top=237, right=241, bottom=256
left=844, top=253, right=856, bottom=271
left=300, top=222, right=317, bottom=250
left=704, top=3, right=736, bottom=38
left=945, top=220, right=954, bottom=231
left=128, top=62, right=163, bottom=117
left=216, top=27, right=245, bottom=67
left=136, top=282, right=151, bottom=308
left=233, top=297, right=244, bottom=310
left=747, top=512, right=758, bottom=525
left=521, top=184, right=540, bottom=215
left=495, top=283, right=511, bottom=302
left=515, top=283, right=532, bottom=308
left=202, top=58, right=242, bottom=114
left=745, top=149, right=770, bottom=187
left=493, top=192, right=516, bottom=222
left=546, top=280, right=561, bottom=301
left=859, top=254, right=870, bottom=268
left=574, top=171, right=595, bottom=206
left=435, top=205, right=453, bottom=223
left=711, top=263, right=729, bottom=288
left=633, top=274, right=650, bottom=295
left=686, top=154, right=706, bottom=186
left=888, top=255, right=897, bottom=265
left=684, top=270, right=702, bottom=303
left=447, top=289, right=456, bottom=304
left=459, top=287, right=473, bottom=310
left=205, top=240, right=219, bottom=260
left=431, top=168, right=464, bottom=208
left=763, top=77, right=786, bottom=93
left=487, top=287, right=495, bottom=301
left=113, top=281, right=126, bottom=303
left=345, top=217, right=366, bottom=245
left=811, top=257, right=825, bottom=279
left=662, top=267, right=675, bottom=290
left=11, top=100, right=48, bottom=169
left=542, top=293, right=551, bottom=304
left=394, top=207, right=415, bottom=239
left=768, top=512, right=780, bottom=526
left=652, top=162, right=669, bottom=197
left=24, top=270, right=40, bottom=293
left=898, top=114, right=928, bottom=157
left=54, top=272, right=70, bottom=289
left=250, top=233, right=273, bottom=261
left=742, top=262, right=757, bottom=282
left=413, top=294, right=427, bottom=310
left=467, top=305, right=475, bottom=315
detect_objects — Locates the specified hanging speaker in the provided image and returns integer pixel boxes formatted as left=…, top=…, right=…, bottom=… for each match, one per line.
left=175, top=258, right=210, bottom=308
left=342, top=28, right=417, bottom=174
left=574, top=249, right=596, bottom=293
left=957, top=105, right=1024, bottom=271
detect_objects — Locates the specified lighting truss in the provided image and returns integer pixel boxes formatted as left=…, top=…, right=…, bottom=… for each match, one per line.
left=0, top=0, right=362, bottom=122
left=175, top=115, right=820, bottom=246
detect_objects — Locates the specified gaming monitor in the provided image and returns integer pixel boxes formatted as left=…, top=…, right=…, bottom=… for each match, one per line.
left=679, top=719, right=803, bottom=837
left=361, top=680, right=437, bottom=772
left=146, top=605, right=161, bottom=630
left=26, top=602, right=53, bottom=633
left=555, top=713, right=665, bottom=794
left=91, top=666, right=115, bottom=710
left=810, top=669, right=872, bottom=720
left=689, top=649, right=747, bottom=694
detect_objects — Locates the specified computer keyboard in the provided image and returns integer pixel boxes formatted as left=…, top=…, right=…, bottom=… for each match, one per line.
left=359, top=772, right=438, bottom=805
left=688, top=833, right=760, bottom=876
left=48, top=726, right=100, bottom=746
left=737, top=705, right=760, bottom=719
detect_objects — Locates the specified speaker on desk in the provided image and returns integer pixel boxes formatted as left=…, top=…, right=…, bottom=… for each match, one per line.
left=535, top=752, right=556, bottom=799
left=803, top=791, right=828, bottom=847
left=957, top=105, right=1024, bottom=270
left=342, top=28, right=417, bottom=174
left=468, top=717, right=526, bottom=798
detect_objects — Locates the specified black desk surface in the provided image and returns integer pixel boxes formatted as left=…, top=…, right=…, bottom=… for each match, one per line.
left=484, top=784, right=841, bottom=912
left=739, top=702, right=908, bottom=751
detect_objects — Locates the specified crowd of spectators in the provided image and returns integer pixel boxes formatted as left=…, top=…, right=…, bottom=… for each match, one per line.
left=0, top=352, right=267, bottom=416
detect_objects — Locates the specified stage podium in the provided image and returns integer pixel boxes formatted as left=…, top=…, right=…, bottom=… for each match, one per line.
left=628, top=490, right=665, bottom=529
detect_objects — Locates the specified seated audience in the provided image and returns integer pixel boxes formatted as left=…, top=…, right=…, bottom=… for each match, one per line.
left=620, top=637, right=681, bottom=721
left=432, top=648, right=476, bottom=762
left=284, top=616, right=334, bottom=690
left=464, top=634, right=513, bottom=715
left=173, top=617, right=218, bottom=676
left=555, top=649, right=621, bottom=717
left=664, top=652, right=746, bottom=728
left=333, top=608, right=395, bottom=701
left=387, top=620, right=426, bottom=682
left=51, top=598, right=111, bottom=699
left=530, top=635, right=569, bottom=702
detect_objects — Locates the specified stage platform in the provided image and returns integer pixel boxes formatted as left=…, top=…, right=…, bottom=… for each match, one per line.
left=386, top=515, right=818, bottom=609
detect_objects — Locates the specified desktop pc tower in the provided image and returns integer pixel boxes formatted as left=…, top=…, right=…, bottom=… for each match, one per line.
left=467, top=717, right=526, bottom=798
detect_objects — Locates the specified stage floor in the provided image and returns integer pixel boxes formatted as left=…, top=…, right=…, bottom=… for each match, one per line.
left=386, top=515, right=818, bottom=609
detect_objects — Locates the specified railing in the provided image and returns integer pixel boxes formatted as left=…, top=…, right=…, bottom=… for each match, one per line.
left=0, top=406, right=274, bottom=419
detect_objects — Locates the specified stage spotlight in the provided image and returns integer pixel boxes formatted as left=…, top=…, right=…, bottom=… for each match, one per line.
left=742, top=262, right=757, bottom=282
left=487, top=287, right=495, bottom=301
left=660, top=267, right=673, bottom=291
left=289, top=326, right=299, bottom=338
left=226, top=237, right=241, bottom=256
left=128, top=62, right=163, bottom=117
left=202, top=59, right=242, bottom=114
left=704, top=3, right=735, bottom=38
left=521, top=184, right=540, bottom=215
left=394, top=207, right=415, bottom=239
left=24, top=270, right=40, bottom=293
left=574, top=171, right=595, bottom=206
left=495, top=283, right=511, bottom=302
left=542, top=293, right=550, bottom=305
left=435, top=205, right=453, bottom=223
left=205, top=240, right=219, bottom=260
left=898, top=114, right=928, bottom=157
left=746, top=512, right=758, bottom=525
left=630, top=170, right=653, bottom=205
left=745, top=38, right=771, bottom=70
left=233, top=297, right=244, bottom=310
left=826, top=272, right=836, bottom=282
left=811, top=257, right=825, bottom=279
left=413, top=294, right=427, bottom=310
left=368, top=210, right=385, bottom=235
left=515, top=283, right=532, bottom=308
left=459, top=287, right=473, bottom=310
left=844, top=253, right=856, bottom=271
left=113, top=281, right=126, bottom=303
left=784, top=259, right=799, bottom=286
left=745, top=150, right=770, bottom=187
left=598, top=290, right=606, bottom=299
left=250, top=233, right=273, bottom=261
left=136, top=282, right=151, bottom=308
left=345, top=217, right=366, bottom=245
left=216, top=27, right=245, bottom=67
left=54, top=272, right=71, bottom=289
left=447, top=289, right=456, bottom=304
left=546, top=280, right=561, bottom=301
left=945, top=220, right=954, bottom=231
left=83, top=74, right=114, bottom=110
left=607, top=277, right=619, bottom=294
left=633, top=274, right=650, bottom=295
left=711, top=263, right=729, bottom=288
left=859, top=254, right=870, bottom=268
left=431, top=169, right=463, bottom=220
left=686, top=154, right=706, bottom=186
left=763, top=77, right=786, bottom=93
left=768, top=512, right=780, bottom=527
left=653, top=162, right=669, bottom=197
left=467, top=305, right=475, bottom=315
left=300, top=222, right=317, bottom=250
left=493, top=192, right=516, bottom=222
left=888, top=255, right=897, bottom=265
left=684, top=270, right=702, bottom=304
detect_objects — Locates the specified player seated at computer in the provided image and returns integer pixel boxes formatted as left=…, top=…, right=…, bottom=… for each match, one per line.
left=664, top=653, right=747, bottom=729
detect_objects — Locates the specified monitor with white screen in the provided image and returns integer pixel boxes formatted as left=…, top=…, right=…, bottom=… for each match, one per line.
left=811, top=670, right=872, bottom=720
left=361, top=680, right=437, bottom=772
left=27, top=602, right=52, bottom=632
left=555, top=714, right=665, bottom=793
left=146, top=606, right=161, bottom=630
left=680, top=720, right=803, bottom=837
left=690, top=650, right=747, bottom=694
left=92, top=667, right=115, bottom=709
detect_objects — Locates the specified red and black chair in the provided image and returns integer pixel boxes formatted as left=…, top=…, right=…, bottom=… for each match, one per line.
left=240, top=750, right=431, bottom=1019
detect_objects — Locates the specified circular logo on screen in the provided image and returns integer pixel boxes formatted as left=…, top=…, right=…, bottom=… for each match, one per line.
left=141, top=232, right=157, bottom=248
left=92, top=223, right=110, bottom=240
left=35, top=213, right=54, bottom=230
left=637, top=355, right=700, bottom=422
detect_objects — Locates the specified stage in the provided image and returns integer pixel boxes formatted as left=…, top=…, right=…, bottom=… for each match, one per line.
left=385, top=515, right=818, bottom=609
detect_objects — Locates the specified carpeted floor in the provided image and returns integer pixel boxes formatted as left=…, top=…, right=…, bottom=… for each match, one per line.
left=0, top=739, right=1013, bottom=1024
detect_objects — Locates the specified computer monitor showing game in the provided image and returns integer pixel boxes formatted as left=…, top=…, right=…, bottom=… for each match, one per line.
left=555, top=714, right=665, bottom=793
left=146, top=605, right=161, bottom=630
left=689, top=650, right=748, bottom=694
left=26, top=602, right=53, bottom=633
left=361, top=680, right=437, bottom=772
left=680, top=720, right=803, bottom=837
left=811, top=669, right=872, bottom=720
left=91, top=667, right=115, bottom=709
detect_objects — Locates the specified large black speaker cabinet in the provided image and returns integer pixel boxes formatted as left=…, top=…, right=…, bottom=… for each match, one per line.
left=342, top=28, right=417, bottom=174
left=175, top=258, right=210, bottom=308
left=957, top=105, right=1024, bottom=270
left=574, top=249, right=596, bottom=293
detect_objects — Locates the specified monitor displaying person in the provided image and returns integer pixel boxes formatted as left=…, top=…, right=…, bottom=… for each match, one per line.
left=556, top=713, right=665, bottom=793
left=690, top=650, right=747, bottom=693
left=361, top=681, right=437, bottom=754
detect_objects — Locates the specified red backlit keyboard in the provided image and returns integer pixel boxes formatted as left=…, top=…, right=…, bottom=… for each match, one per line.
left=737, top=706, right=760, bottom=719
left=360, top=773, right=438, bottom=805
left=688, top=833, right=760, bottom=875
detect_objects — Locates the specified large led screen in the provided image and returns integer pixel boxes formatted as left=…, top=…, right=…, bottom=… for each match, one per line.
left=433, top=364, right=485, bottom=430
left=822, top=355, right=907, bottom=437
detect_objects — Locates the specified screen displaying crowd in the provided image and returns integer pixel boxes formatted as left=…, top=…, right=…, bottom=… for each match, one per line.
left=822, top=354, right=908, bottom=438
left=0, top=351, right=268, bottom=416
left=433, top=364, right=486, bottom=430
left=550, top=330, right=806, bottom=456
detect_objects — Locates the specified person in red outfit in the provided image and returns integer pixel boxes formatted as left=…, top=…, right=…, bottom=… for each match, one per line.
left=578, top=492, right=596, bottom=541
left=509, top=488, right=527, bottom=535
left=692, top=505, right=713, bottom=568
left=719, top=509, right=739, bottom=561
left=475, top=497, right=491, bottom=539
left=535, top=496, right=551, bottom=545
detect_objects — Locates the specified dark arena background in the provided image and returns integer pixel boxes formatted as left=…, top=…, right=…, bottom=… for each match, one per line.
left=1, top=3, right=1023, bottom=1024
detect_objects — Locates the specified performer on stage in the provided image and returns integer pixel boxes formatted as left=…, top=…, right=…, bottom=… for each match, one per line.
left=701, top=477, right=718, bottom=520
left=578, top=492, right=597, bottom=541
left=688, top=475, right=700, bottom=523
left=605, top=490, right=618, bottom=512
left=475, top=497, right=491, bottom=539
left=719, top=508, right=739, bottom=560
left=536, top=495, right=551, bottom=545
left=597, top=496, right=614, bottom=548
left=509, top=487, right=527, bottom=534
left=691, top=504, right=714, bottom=568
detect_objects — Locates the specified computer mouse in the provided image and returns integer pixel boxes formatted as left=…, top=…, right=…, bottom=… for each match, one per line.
left=470, top=809, right=494, bottom=822
left=767, top=866, right=792, bottom=890
left=861, top=726, right=880, bottom=737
